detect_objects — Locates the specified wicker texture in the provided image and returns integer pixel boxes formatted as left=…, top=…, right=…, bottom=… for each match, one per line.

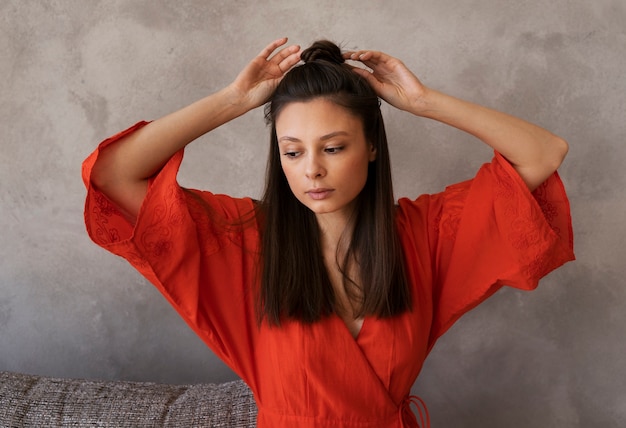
left=0, top=371, right=257, bottom=427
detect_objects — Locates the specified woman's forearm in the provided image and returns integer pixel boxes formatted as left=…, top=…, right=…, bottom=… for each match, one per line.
left=409, top=88, right=569, bottom=190
left=90, top=39, right=301, bottom=219
left=91, top=85, right=251, bottom=218
left=94, top=86, right=249, bottom=183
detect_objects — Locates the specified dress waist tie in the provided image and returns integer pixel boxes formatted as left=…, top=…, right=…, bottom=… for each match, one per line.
left=400, top=395, right=430, bottom=428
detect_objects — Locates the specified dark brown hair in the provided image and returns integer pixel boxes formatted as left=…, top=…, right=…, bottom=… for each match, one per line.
left=257, top=40, right=411, bottom=325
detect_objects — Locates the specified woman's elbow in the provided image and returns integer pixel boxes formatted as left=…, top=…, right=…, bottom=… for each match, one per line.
left=544, top=135, right=569, bottom=172
left=520, top=136, right=569, bottom=191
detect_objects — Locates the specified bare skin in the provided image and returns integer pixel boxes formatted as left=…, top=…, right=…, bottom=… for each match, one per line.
left=344, top=50, right=569, bottom=191
left=91, top=39, right=568, bottom=338
left=275, top=99, right=374, bottom=337
left=91, top=38, right=302, bottom=219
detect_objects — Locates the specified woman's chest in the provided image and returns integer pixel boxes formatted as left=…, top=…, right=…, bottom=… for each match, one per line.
left=253, top=307, right=431, bottom=411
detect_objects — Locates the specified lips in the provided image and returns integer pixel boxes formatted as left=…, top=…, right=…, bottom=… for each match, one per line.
left=306, top=188, right=334, bottom=200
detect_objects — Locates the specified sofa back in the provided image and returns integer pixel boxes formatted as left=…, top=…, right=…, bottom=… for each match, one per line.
left=0, top=371, right=256, bottom=427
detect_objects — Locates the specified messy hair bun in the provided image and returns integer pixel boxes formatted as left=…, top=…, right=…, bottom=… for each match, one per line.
left=267, top=38, right=377, bottom=122
left=300, top=40, right=344, bottom=65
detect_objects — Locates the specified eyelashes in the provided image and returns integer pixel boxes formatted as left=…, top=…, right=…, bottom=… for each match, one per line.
left=282, top=146, right=345, bottom=159
left=324, top=146, right=344, bottom=154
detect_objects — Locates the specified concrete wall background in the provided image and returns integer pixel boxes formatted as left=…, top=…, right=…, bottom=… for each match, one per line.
left=1, top=0, right=624, bottom=426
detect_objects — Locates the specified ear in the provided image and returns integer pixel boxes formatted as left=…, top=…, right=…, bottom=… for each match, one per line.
left=368, top=143, right=377, bottom=162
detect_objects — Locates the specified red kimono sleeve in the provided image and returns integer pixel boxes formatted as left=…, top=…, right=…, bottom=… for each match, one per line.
left=82, top=122, right=261, bottom=382
left=398, top=152, right=574, bottom=350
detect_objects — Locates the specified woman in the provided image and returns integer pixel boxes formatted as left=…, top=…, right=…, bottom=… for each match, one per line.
left=83, top=38, right=574, bottom=427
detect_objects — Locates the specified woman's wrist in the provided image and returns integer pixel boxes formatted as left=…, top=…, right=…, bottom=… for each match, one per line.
left=219, top=85, right=257, bottom=115
left=222, top=81, right=271, bottom=116
left=404, top=86, right=437, bottom=117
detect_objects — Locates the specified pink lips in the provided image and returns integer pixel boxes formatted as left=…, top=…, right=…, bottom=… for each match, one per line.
left=306, top=188, right=333, bottom=200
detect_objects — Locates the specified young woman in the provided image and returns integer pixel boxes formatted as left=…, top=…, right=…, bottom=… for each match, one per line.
left=83, top=38, right=574, bottom=427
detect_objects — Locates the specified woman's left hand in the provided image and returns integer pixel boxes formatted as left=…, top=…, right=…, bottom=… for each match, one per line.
left=343, top=50, right=428, bottom=114
left=345, top=51, right=569, bottom=191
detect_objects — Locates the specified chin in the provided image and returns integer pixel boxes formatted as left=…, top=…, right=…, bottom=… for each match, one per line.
left=302, top=204, right=334, bottom=216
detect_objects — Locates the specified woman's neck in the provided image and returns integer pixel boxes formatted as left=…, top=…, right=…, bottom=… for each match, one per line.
left=316, top=209, right=365, bottom=326
left=315, top=201, right=357, bottom=250
left=316, top=212, right=353, bottom=255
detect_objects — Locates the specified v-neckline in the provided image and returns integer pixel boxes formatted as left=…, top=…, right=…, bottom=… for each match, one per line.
left=337, top=313, right=366, bottom=341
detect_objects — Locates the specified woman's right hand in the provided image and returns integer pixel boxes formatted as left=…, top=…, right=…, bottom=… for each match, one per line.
left=228, top=38, right=301, bottom=110
left=90, top=39, right=300, bottom=220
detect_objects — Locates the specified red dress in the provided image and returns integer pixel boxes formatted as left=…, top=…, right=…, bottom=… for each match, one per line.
left=82, top=122, right=574, bottom=427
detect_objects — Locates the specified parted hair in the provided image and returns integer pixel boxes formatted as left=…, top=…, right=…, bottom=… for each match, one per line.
left=257, top=40, right=411, bottom=325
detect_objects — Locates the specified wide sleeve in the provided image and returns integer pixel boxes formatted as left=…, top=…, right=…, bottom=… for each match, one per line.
left=397, top=152, right=574, bottom=350
left=82, top=122, right=261, bottom=382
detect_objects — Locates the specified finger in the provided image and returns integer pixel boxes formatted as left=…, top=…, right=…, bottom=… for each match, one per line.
left=277, top=49, right=302, bottom=73
left=350, top=66, right=371, bottom=78
left=344, top=50, right=378, bottom=61
left=269, top=44, right=301, bottom=64
left=345, top=50, right=394, bottom=71
left=257, top=37, right=289, bottom=60
left=351, top=66, right=381, bottom=88
left=345, top=54, right=380, bottom=74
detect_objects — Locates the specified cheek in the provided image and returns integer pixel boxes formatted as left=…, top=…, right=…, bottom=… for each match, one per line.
left=345, top=157, right=370, bottom=181
left=347, top=160, right=371, bottom=194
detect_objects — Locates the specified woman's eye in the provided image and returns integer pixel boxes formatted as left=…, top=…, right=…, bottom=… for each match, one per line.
left=283, top=151, right=300, bottom=158
left=325, top=146, right=344, bottom=154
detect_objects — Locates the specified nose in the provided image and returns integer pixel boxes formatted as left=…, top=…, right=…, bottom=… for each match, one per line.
left=305, top=153, right=326, bottom=179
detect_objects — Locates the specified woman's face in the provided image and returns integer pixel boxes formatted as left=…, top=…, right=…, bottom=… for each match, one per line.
left=275, top=98, right=376, bottom=223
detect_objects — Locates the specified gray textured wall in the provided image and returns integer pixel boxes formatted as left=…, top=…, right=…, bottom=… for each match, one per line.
left=1, top=0, right=624, bottom=426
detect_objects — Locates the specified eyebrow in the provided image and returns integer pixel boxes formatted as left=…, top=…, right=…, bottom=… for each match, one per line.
left=278, top=131, right=350, bottom=144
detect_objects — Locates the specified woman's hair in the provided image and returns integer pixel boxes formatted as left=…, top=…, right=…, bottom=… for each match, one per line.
left=257, top=40, right=411, bottom=325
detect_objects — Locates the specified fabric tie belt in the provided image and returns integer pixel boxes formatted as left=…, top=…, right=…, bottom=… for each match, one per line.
left=400, top=395, right=430, bottom=428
